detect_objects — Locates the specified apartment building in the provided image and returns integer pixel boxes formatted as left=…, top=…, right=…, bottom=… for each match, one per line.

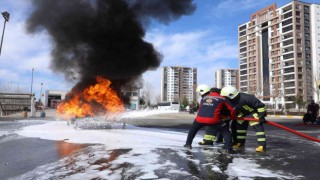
left=161, top=66, right=197, bottom=103
left=215, top=69, right=239, bottom=89
left=238, top=0, right=320, bottom=109
left=311, top=3, right=320, bottom=102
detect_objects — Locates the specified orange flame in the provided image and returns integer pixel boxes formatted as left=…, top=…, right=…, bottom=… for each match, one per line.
left=57, top=76, right=124, bottom=119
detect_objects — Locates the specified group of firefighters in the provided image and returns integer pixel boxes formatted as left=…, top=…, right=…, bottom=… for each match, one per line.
left=184, top=84, right=268, bottom=154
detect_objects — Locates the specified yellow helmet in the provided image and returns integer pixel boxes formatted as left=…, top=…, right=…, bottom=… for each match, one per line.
left=196, top=84, right=210, bottom=95
left=220, top=86, right=239, bottom=99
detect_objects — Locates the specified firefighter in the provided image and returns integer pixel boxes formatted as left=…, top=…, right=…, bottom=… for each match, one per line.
left=306, top=100, right=319, bottom=124
left=198, top=88, right=232, bottom=146
left=184, top=85, right=236, bottom=153
left=220, top=86, right=267, bottom=153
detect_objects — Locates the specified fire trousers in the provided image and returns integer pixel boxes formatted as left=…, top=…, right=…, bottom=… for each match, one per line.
left=186, top=120, right=232, bottom=150
left=235, top=115, right=266, bottom=147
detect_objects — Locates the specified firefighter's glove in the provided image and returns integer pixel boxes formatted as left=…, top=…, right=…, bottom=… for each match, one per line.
left=259, top=117, right=267, bottom=123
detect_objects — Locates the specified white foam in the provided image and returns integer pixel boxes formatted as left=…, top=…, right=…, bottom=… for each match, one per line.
left=13, top=110, right=302, bottom=179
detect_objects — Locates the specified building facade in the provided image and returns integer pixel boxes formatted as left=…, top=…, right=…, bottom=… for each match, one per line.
left=43, top=90, right=68, bottom=108
left=215, top=69, right=239, bottom=89
left=161, top=66, right=197, bottom=104
left=238, top=0, right=320, bottom=109
left=123, top=88, right=140, bottom=110
left=311, top=3, right=320, bottom=102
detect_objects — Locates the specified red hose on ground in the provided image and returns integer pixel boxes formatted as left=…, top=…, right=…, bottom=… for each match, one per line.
left=238, top=117, right=320, bottom=143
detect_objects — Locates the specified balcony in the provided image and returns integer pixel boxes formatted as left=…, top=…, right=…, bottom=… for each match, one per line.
left=305, top=34, right=310, bottom=40
left=240, top=47, right=247, bottom=53
left=282, top=5, right=293, bottom=14
left=239, top=42, right=247, bottom=47
left=284, top=60, right=294, bottom=67
left=284, top=96, right=295, bottom=102
left=283, top=39, right=293, bottom=47
left=283, top=74, right=295, bottom=81
left=240, top=64, right=247, bottom=69
left=239, top=36, right=247, bottom=42
left=240, top=82, right=248, bottom=86
left=239, top=53, right=247, bottom=59
left=282, top=25, right=293, bottom=33
left=239, top=31, right=246, bottom=37
left=282, top=32, right=293, bottom=40
left=283, top=53, right=294, bottom=60
left=282, top=19, right=292, bottom=26
left=283, top=12, right=292, bottom=19
left=285, top=88, right=296, bottom=95
left=239, top=25, right=247, bottom=31
left=283, top=67, right=294, bottom=74
left=240, top=76, right=247, bottom=80
left=240, top=59, right=247, bottom=64
left=283, top=46, right=294, bottom=54
left=240, top=70, right=247, bottom=75
left=240, top=87, right=248, bottom=92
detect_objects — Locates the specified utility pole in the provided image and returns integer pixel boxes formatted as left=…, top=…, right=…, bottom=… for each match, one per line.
left=40, top=83, right=43, bottom=105
left=31, top=68, right=34, bottom=94
left=30, top=68, right=35, bottom=117
left=0, top=11, right=10, bottom=56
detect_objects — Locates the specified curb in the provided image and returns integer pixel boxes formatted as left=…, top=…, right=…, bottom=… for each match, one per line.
left=268, top=115, right=303, bottom=119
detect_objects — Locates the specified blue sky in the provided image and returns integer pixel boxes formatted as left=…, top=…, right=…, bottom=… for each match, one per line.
left=0, top=0, right=319, bottom=102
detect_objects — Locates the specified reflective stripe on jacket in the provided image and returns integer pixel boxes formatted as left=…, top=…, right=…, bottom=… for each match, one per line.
left=233, top=93, right=267, bottom=118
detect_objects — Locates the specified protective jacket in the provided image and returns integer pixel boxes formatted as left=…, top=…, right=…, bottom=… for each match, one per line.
left=196, top=92, right=236, bottom=124
left=231, top=93, right=266, bottom=118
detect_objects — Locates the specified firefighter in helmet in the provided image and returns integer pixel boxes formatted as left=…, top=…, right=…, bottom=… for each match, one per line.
left=220, top=86, right=267, bottom=153
left=198, top=88, right=232, bottom=146
left=184, top=84, right=236, bottom=153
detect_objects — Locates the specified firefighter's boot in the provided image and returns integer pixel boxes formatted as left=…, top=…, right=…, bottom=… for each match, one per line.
left=232, top=143, right=245, bottom=149
left=255, top=146, right=266, bottom=152
left=225, top=149, right=236, bottom=154
left=198, top=140, right=213, bottom=146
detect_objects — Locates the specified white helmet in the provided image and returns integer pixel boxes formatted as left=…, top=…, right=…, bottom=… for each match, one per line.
left=220, top=86, right=239, bottom=99
left=196, top=84, right=210, bottom=95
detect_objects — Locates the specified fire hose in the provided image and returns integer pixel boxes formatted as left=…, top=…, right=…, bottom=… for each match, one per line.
left=238, top=117, right=320, bottom=143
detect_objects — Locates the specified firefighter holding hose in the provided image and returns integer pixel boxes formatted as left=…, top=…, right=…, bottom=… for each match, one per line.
left=220, top=86, right=268, bottom=153
left=184, top=84, right=236, bottom=153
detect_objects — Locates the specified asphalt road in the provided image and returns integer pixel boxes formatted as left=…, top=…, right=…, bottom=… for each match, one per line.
left=0, top=112, right=319, bottom=179
left=126, top=113, right=320, bottom=179
left=0, top=120, right=90, bottom=180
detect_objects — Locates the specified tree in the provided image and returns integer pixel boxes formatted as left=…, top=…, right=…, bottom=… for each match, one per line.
left=142, top=80, right=152, bottom=107
left=293, top=93, right=306, bottom=112
left=181, top=96, right=188, bottom=109
left=155, top=94, right=161, bottom=104
left=0, top=80, right=27, bottom=93
left=139, top=97, right=146, bottom=106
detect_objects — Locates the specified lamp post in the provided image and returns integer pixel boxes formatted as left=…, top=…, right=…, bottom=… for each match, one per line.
left=0, top=11, right=10, bottom=56
left=31, top=68, right=34, bottom=95
left=30, top=68, right=35, bottom=117
left=40, top=83, right=43, bottom=105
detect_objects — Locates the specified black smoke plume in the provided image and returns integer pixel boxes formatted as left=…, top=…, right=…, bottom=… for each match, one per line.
left=27, top=0, right=196, bottom=100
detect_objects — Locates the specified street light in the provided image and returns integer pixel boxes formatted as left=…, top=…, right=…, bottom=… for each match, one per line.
left=40, top=83, right=43, bottom=105
left=31, top=68, right=34, bottom=95
left=0, top=11, right=10, bottom=56
left=30, top=68, right=35, bottom=117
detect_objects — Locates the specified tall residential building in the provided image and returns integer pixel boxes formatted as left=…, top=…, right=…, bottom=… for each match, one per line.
left=238, top=1, right=320, bottom=109
left=161, top=66, right=197, bottom=103
left=215, top=69, right=239, bottom=89
left=311, top=3, right=320, bottom=101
